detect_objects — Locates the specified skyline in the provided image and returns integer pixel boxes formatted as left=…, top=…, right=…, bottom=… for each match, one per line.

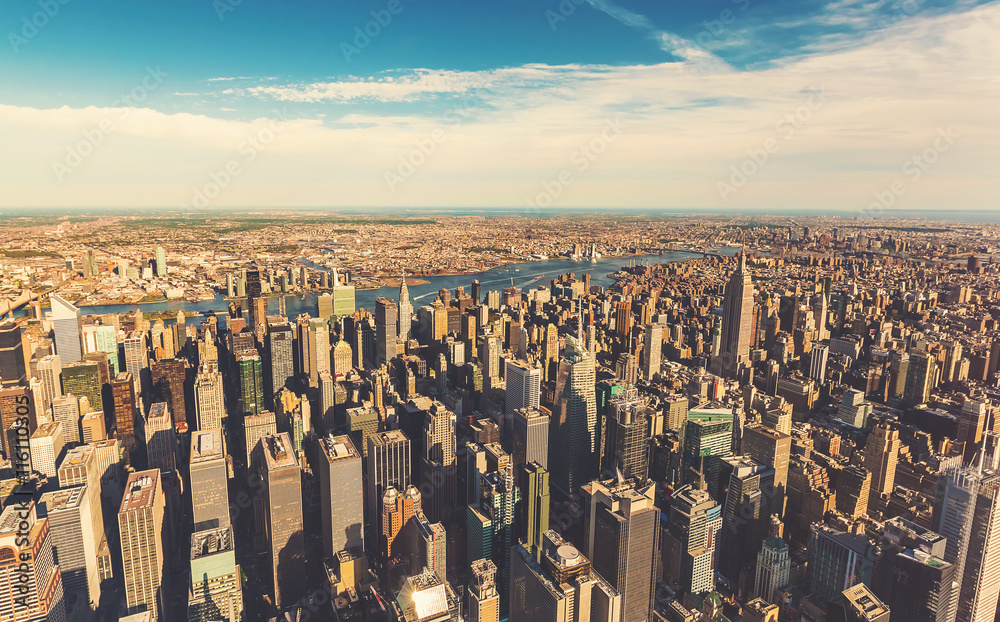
left=1, top=0, right=997, bottom=211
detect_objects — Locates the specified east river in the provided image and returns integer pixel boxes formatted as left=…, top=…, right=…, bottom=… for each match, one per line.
left=73, top=250, right=736, bottom=325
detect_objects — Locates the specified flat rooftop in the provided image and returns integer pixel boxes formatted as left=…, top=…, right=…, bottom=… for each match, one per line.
left=321, top=434, right=360, bottom=462
left=191, top=428, right=224, bottom=463
left=120, top=470, right=160, bottom=512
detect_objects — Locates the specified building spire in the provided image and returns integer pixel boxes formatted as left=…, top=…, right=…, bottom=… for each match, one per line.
left=332, top=267, right=340, bottom=288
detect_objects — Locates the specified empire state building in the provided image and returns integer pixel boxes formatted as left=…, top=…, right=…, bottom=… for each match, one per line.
left=712, top=252, right=754, bottom=378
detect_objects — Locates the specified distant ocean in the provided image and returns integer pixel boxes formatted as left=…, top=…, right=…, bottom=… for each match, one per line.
left=3, top=206, right=998, bottom=224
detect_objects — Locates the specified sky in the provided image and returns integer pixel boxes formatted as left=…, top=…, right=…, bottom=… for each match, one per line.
left=0, top=0, right=996, bottom=213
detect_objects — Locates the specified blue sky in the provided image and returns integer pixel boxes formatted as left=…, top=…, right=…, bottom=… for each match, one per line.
left=0, top=0, right=996, bottom=211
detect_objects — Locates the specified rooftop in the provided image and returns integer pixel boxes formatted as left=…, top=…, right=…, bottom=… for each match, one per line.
left=321, top=434, right=360, bottom=462
left=191, top=428, right=224, bottom=463
left=120, top=469, right=160, bottom=512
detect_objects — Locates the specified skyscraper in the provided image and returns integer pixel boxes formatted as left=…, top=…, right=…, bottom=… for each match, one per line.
left=366, top=430, right=412, bottom=541
left=307, top=318, right=329, bottom=387
left=37, top=486, right=101, bottom=611
left=742, top=424, right=791, bottom=517
left=236, top=351, right=264, bottom=417
left=155, top=246, right=166, bottom=277
left=61, top=360, right=103, bottom=417
left=398, top=275, right=413, bottom=343
left=381, top=485, right=421, bottom=563
left=509, top=530, right=621, bottom=622
left=932, top=455, right=1000, bottom=622
left=319, top=434, right=364, bottom=557
left=190, top=429, right=229, bottom=531
left=809, top=344, right=829, bottom=385
left=863, top=423, right=900, bottom=514
left=376, top=297, right=398, bottom=366
left=253, top=432, right=305, bottom=609
left=193, top=363, right=225, bottom=431
left=904, top=350, right=936, bottom=405
left=683, top=409, right=734, bottom=501
left=505, top=360, right=541, bottom=445
left=57, top=444, right=108, bottom=569
left=580, top=479, right=659, bottom=622
left=754, top=537, right=790, bottom=604
left=712, top=253, right=754, bottom=378
left=604, top=387, right=651, bottom=481
left=422, top=401, right=457, bottom=524
left=266, top=317, right=294, bottom=405
left=119, top=470, right=167, bottom=621
left=150, top=357, right=188, bottom=427
left=51, top=293, right=84, bottom=364
left=642, top=322, right=663, bottom=380
left=36, top=354, right=62, bottom=409
left=0, top=501, right=67, bottom=622
left=512, top=408, right=549, bottom=471
left=111, top=372, right=138, bottom=464
left=551, top=336, right=598, bottom=498
left=873, top=517, right=955, bottom=622
left=50, top=393, right=81, bottom=446
left=188, top=526, right=243, bottom=622
left=663, top=484, right=722, bottom=595
left=518, top=461, right=551, bottom=562
left=807, top=525, right=870, bottom=604
left=332, top=268, right=356, bottom=318
left=242, top=410, right=276, bottom=468
left=719, top=457, right=774, bottom=591
left=468, top=559, right=500, bottom=622
left=143, top=402, right=176, bottom=474
left=0, top=320, right=27, bottom=388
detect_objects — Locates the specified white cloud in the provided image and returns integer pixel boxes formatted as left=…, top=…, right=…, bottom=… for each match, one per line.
left=0, top=2, right=997, bottom=211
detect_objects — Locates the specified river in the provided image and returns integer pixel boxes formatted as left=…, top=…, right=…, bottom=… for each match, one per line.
left=67, top=250, right=733, bottom=325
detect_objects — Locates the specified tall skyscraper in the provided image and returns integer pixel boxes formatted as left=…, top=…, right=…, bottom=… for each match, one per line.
left=512, top=408, right=549, bottom=471
left=863, top=423, right=900, bottom=513
left=51, top=394, right=81, bottom=446
left=143, top=402, right=176, bottom=474
left=331, top=268, right=356, bottom=318
left=29, top=421, right=64, bottom=478
left=580, top=479, right=659, bottom=622
left=243, top=410, right=276, bottom=468
left=719, top=457, right=774, bottom=591
left=188, top=526, right=243, bottom=622
left=873, top=517, right=955, bottom=622
left=111, top=372, right=138, bottom=464
left=123, top=331, right=150, bottom=401
left=37, top=486, right=101, bottom=611
left=0, top=501, right=67, bottom=622
left=422, top=401, right=457, bottom=524
left=155, top=246, right=166, bottom=277
left=319, top=434, right=364, bottom=557
left=307, top=318, right=329, bottom=387
left=398, top=276, right=413, bottom=343
left=604, top=387, right=651, bottom=481
left=904, top=350, right=936, bottom=405
left=683, top=409, right=734, bottom=501
left=809, top=344, right=829, bottom=385
left=375, top=297, right=398, bottom=366
left=51, top=293, right=83, bottom=364
left=366, top=430, right=412, bottom=545
left=190, top=429, right=229, bottom=531
left=742, top=424, right=791, bottom=517
left=468, top=559, right=500, bottom=622
left=236, top=351, right=264, bottom=417
left=119, top=470, right=167, bottom=621
left=36, top=354, right=62, bottom=409
left=61, top=360, right=103, bottom=417
left=932, top=455, right=1000, bottom=622
left=551, top=336, right=598, bottom=498
left=57, top=444, right=107, bottom=566
left=712, top=253, right=754, bottom=378
left=807, top=525, right=871, bottom=604
left=266, top=318, right=294, bottom=405
left=663, top=484, right=722, bottom=595
left=193, top=363, right=226, bottom=431
left=150, top=357, right=188, bottom=427
left=755, top=537, right=790, bottom=604
left=253, top=432, right=305, bottom=609
left=641, top=322, right=663, bottom=380
left=518, top=461, right=550, bottom=562
left=504, top=360, right=541, bottom=444
left=381, top=485, right=421, bottom=563
left=0, top=320, right=28, bottom=388
left=509, top=530, right=621, bottom=622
